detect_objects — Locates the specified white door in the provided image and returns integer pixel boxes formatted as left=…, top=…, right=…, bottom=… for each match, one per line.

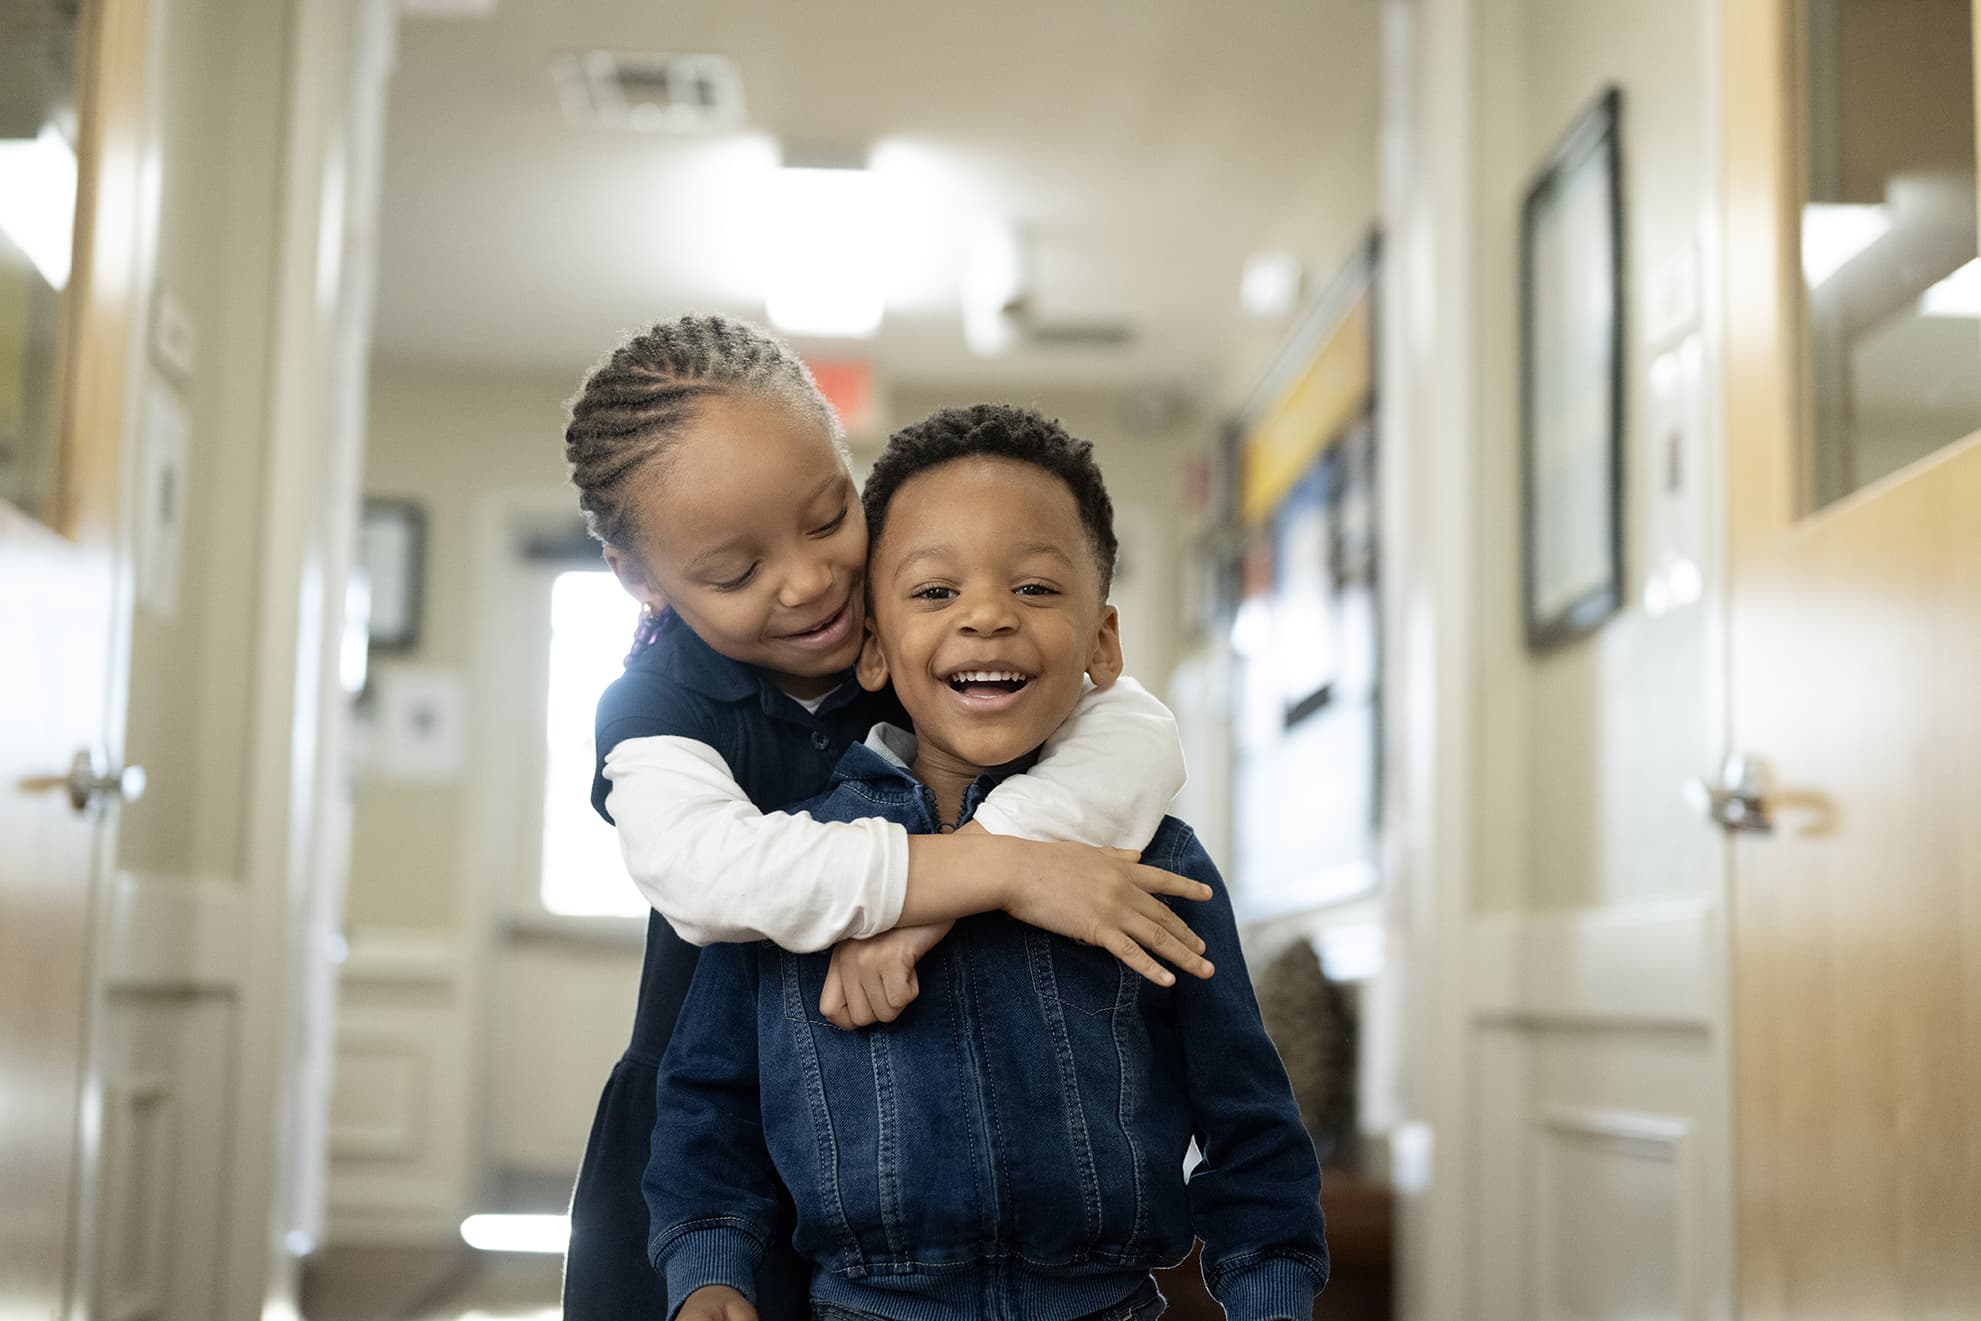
left=0, top=0, right=149, bottom=1314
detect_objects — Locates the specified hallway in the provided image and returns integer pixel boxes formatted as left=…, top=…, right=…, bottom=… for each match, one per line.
left=3, top=1, right=1979, bottom=1318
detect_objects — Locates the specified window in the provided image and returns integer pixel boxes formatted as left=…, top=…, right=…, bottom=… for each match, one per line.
left=539, top=570, right=646, bottom=917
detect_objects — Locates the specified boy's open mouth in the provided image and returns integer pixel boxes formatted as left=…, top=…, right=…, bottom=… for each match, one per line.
left=943, top=668, right=1035, bottom=698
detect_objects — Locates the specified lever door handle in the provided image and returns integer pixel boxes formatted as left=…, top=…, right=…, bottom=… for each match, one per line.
left=1685, top=753, right=1774, bottom=834
left=66, top=749, right=147, bottom=816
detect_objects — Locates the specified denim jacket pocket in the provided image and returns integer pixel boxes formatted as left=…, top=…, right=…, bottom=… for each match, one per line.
left=1031, top=931, right=1134, bottom=1018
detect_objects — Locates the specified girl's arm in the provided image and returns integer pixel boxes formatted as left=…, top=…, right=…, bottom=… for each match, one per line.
left=970, top=675, right=1186, bottom=849
left=604, top=735, right=906, bottom=951
left=604, top=735, right=1211, bottom=974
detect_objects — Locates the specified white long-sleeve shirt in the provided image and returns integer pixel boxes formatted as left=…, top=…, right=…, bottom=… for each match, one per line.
left=602, top=677, right=1185, bottom=952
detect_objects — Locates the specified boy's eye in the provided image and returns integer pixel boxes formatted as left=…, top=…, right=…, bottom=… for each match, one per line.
left=910, top=585, right=956, bottom=601
left=1015, top=582, right=1059, bottom=598
left=712, top=563, right=759, bottom=591
left=810, top=505, right=849, bottom=538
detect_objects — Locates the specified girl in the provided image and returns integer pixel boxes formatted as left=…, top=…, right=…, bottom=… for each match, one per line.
left=560, top=315, right=1210, bottom=1321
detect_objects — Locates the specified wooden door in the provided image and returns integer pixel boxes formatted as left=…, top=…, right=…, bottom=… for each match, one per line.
left=1723, top=1, right=1981, bottom=1316
left=0, top=0, right=148, bottom=1312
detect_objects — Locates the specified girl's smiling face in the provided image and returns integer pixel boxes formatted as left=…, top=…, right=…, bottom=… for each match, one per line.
left=605, top=392, right=867, bottom=695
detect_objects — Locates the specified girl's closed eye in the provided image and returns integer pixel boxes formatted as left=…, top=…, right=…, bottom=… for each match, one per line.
left=810, top=505, right=849, bottom=538
left=711, top=563, right=760, bottom=591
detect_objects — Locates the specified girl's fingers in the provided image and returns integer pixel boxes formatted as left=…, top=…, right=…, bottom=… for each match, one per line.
left=880, top=964, right=917, bottom=1012
left=842, top=977, right=877, bottom=1029
left=1105, top=930, right=1177, bottom=988
left=1129, top=863, right=1214, bottom=902
left=1135, top=892, right=1208, bottom=957
left=819, top=968, right=847, bottom=1022
left=1129, top=905, right=1215, bottom=979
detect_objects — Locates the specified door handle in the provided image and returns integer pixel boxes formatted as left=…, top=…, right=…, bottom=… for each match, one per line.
left=65, top=748, right=147, bottom=816
left=1685, top=753, right=1773, bottom=834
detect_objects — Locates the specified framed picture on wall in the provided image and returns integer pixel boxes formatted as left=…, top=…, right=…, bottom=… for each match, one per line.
left=359, top=498, right=426, bottom=652
left=1520, top=85, right=1624, bottom=652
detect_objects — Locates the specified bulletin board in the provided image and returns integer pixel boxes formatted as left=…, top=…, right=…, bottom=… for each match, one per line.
left=1226, top=234, right=1383, bottom=922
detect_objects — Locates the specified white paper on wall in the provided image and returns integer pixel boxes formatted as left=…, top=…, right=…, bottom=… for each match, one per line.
left=135, top=378, right=191, bottom=620
left=373, top=666, right=465, bottom=781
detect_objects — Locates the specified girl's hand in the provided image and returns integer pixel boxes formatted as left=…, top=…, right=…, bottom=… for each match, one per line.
left=1002, top=841, right=1215, bottom=987
left=677, top=1285, right=756, bottom=1321
left=819, top=921, right=954, bottom=1029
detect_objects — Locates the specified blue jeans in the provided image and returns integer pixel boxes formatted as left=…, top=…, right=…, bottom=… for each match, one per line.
left=810, top=1275, right=1165, bottom=1321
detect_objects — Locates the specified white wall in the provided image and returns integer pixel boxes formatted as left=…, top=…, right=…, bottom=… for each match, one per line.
left=1380, top=0, right=1735, bottom=1316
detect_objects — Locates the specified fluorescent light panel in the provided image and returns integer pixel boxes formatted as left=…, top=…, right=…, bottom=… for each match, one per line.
left=764, top=166, right=885, bottom=339
left=460, top=1213, right=569, bottom=1254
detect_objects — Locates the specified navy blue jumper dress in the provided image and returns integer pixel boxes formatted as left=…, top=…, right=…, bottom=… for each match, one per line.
left=564, top=610, right=902, bottom=1321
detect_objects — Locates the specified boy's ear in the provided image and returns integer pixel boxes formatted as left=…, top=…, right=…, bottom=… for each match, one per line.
left=603, top=545, right=665, bottom=613
left=855, top=614, right=891, bottom=692
left=1086, top=604, right=1124, bottom=690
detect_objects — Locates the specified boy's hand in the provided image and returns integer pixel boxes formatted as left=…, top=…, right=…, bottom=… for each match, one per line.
left=820, top=922, right=953, bottom=1029
left=676, top=1285, right=756, bottom=1321
left=1002, top=841, right=1216, bottom=987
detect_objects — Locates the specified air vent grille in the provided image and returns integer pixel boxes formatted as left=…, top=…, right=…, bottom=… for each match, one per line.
left=551, top=51, right=745, bottom=133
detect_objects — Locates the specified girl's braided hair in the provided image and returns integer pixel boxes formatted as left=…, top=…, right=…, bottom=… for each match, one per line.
left=563, top=314, right=840, bottom=552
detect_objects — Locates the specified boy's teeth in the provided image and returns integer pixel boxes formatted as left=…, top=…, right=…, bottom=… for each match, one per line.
left=953, top=670, right=1026, bottom=683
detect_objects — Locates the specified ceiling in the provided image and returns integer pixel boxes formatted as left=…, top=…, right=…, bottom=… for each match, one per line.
left=370, top=0, right=1382, bottom=390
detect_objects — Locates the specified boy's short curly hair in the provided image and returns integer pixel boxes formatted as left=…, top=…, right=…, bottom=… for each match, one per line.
left=863, top=404, right=1118, bottom=596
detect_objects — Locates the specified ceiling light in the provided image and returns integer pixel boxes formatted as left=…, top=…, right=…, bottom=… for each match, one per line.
left=1800, top=203, right=1889, bottom=289
left=0, top=124, right=79, bottom=292
left=763, top=166, right=885, bottom=339
left=1918, top=258, right=1981, bottom=318
left=460, top=1214, right=569, bottom=1253
left=1240, top=251, right=1304, bottom=319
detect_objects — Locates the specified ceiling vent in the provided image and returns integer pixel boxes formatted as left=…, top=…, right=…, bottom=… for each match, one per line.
left=551, top=51, right=746, bottom=133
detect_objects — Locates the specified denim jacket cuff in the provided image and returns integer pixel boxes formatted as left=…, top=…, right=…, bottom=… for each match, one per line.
left=1209, top=1251, right=1328, bottom=1321
left=653, top=1221, right=764, bottom=1320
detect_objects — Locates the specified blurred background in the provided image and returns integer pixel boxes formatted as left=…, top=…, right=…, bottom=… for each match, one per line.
left=3, top=1, right=1977, bottom=1319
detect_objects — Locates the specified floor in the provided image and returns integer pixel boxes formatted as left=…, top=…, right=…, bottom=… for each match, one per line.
left=301, top=1248, right=563, bottom=1321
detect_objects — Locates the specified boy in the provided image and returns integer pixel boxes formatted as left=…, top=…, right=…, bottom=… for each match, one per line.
left=647, top=405, right=1328, bottom=1321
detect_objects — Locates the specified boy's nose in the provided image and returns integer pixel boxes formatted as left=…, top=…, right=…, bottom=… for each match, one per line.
left=957, top=594, right=1018, bottom=635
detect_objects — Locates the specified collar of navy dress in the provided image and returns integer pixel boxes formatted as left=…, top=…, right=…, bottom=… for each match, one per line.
left=635, top=606, right=873, bottom=723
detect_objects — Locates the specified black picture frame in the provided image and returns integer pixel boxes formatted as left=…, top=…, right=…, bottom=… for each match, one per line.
left=1520, top=85, right=1625, bottom=652
left=359, top=498, right=426, bottom=653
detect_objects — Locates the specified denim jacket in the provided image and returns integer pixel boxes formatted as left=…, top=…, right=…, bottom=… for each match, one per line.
left=646, top=727, right=1328, bottom=1321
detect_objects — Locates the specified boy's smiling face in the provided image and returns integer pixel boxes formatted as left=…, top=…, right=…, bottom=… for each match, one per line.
left=858, top=456, right=1122, bottom=791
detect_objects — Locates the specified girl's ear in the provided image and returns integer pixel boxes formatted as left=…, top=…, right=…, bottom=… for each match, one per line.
left=1086, top=604, right=1124, bottom=690
left=855, top=614, right=891, bottom=692
left=603, top=545, right=665, bottom=613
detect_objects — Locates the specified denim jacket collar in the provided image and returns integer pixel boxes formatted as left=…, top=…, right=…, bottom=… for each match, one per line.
left=831, top=722, right=1024, bottom=829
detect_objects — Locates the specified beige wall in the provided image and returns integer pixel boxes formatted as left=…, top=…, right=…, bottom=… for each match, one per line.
left=1468, top=0, right=1723, bottom=911
left=347, top=359, right=583, bottom=932
left=114, top=0, right=290, bottom=884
